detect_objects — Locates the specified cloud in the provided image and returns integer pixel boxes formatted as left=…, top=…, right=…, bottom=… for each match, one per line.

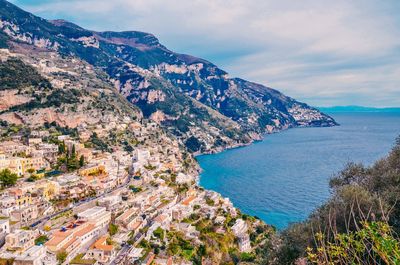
left=10, top=0, right=400, bottom=107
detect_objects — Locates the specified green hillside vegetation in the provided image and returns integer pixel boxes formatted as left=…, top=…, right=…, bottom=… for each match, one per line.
left=0, top=58, right=52, bottom=90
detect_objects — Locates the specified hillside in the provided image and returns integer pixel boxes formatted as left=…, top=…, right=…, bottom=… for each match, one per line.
left=0, top=0, right=337, bottom=153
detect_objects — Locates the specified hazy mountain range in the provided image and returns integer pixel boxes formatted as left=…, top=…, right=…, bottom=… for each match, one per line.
left=0, top=0, right=337, bottom=153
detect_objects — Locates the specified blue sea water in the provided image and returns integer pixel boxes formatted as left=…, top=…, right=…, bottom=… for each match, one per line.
left=198, top=112, right=400, bottom=230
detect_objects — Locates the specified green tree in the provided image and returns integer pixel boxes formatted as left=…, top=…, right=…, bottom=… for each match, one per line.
left=0, top=169, right=18, bottom=188
left=71, top=144, right=76, bottom=158
left=108, top=223, right=119, bottom=236
left=56, top=251, right=67, bottom=264
left=58, top=141, right=66, bottom=154
left=79, top=155, right=85, bottom=167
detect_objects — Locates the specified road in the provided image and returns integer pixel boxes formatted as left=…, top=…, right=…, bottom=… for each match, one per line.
left=109, top=244, right=131, bottom=265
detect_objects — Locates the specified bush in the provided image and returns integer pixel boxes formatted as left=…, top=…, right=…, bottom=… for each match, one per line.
left=0, top=169, right=18, bottom=188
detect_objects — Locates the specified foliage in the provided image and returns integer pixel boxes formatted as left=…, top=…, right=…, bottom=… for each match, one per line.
left=0, top=58, right=51, bottom=90
left=307, top=221, right=400, bottom=264
left=185, top=136, right=204, bottom=153
left=0, top=169, right=18, bottom=189
left=35, top=235, right=49, bottom=245
left=88, top=132, right=110, bottom=152
left=56, top=251, right=68, bottom=264
left=108, top=223, right=118, bottom=236
left=153, top=227, right=164, bottom=240
left=70, top=253, right=96, bottom=265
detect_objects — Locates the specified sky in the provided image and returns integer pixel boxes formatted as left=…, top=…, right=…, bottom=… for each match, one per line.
left=9, top=0, right=400, bottom=107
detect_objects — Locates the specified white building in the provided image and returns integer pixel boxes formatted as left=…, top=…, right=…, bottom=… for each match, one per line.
left=77, top=206, right=111, bottom=228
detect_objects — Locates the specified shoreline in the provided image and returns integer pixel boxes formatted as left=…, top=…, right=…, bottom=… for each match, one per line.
left=193, top=122, right=340, bottom=230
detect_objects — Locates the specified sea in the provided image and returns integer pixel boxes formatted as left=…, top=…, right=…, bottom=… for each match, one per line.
left=197, top=112, right=400, bottom=230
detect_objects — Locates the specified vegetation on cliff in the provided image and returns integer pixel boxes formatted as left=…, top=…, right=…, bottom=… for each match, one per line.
left=273, top=136, right=400, bottom=264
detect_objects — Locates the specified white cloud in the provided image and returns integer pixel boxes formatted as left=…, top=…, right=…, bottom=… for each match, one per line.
left=12, top=0, right=400, bottom=107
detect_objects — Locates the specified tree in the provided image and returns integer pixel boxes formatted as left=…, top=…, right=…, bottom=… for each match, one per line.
left=79, top=155, right=85, bottom=167
left=56, top=251, right=67, bottom=264
left=108, top=223, right=119, bottom=236
left=0, top=169, right=18, bottom=189
left=58, top=141, right=66, bottom=154
left=71, top=144, right=76, bottom=158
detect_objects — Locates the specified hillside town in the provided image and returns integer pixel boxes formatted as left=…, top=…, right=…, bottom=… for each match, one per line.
left=0, top=119, right=271, bottom=265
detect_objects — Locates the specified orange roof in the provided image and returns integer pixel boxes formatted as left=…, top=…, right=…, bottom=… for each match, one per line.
left=182, top=196, right=196, bottom=206
left=45, top=235, right=67, bottom=247
left=75, top=224, right=95, bottom=237
left=129, top=221, right=142, bottom=230
left=118, top=208, right=136, bottom=221
left=154, top=214, right=167, bottom=223
left=10, top=188, right=23, bottom=196
left=90, top=236, right=113, bottom=251
left=61, top=237, right=78, bottom=251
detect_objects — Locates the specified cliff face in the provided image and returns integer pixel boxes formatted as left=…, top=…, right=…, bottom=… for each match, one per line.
left=0, top=0, right=337, bottom=153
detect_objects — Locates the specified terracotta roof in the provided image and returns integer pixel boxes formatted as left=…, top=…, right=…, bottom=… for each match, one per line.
left=90, top=236, right=113, bottom=251
left=182, top=196, right=196, bottom=206
left=129, top=221, right=142, bottom=230
left=45, top=235, right=67, bottom=247
left=75, top=224, right=95, bottom=237
left=154, top=214, right=167, bottom=223
left=117, top=208, right=136, bottom=222
left=61, top=237, right=77, bottom=251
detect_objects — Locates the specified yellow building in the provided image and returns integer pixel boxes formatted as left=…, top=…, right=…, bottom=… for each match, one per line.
left=78, top=164, right=106, bottom=177
left=19, top=180, right=60, bottom=200
left=9, top=189, right=32, bottom=207
left=0, top=152, right=50, bottom=177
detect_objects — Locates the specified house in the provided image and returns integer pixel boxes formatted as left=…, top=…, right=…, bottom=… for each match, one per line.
left=45, top=221, right=99, bottom=254
left=0, top=219, right=10, bottom=247
left=0, top=219, right=10, bottom=234
left=181, top=196, right=196, bottom=207
left=0, top=154, right=50, bottom=177
left=77, top=206, right=111, bottom=228
left=85, top=236, right=115, bottom=263
left=231, top=219, right=248, bottom=236
left=231, top=219, right=251, bottom=252
left=28, top=138, right=42, bottom=146
left=115, top=208, right=138, bottom=228
left=4, top=229, right=38, bottom=253
left=14, top=245, right=53, bottom=265
left=0, top=141, right=30, bottom=155
left=10, top=205, right=38, bottom=224
left=19, top=180, right=60, bottom=200
left=78, top=164, right=106, bottom=177
left=97, top=195, right=123, bottom=212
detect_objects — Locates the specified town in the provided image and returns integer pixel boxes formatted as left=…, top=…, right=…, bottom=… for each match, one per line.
left=0, top=120, right=270, bottom=265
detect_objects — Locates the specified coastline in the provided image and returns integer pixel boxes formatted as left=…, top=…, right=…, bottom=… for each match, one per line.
left=193, top=121, right=341, bottom=229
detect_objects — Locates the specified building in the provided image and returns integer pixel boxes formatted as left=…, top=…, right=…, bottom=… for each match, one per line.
left=0, top=219, right=10, bottom=247
left=28, top=138, right=42, bottom=146
left=4, top=229, right=38, bottom=253
left=45, top=221, right=99, bottom=254
left=77, top=206, right=111, bottom=228
left=0, top=153, right=50, bottom=177
left=115, top=208, right=138, bottom=228
left=85, top=236, right=115, bottom=263
left=14, top=245, right=53, bottom=265
left=10, top=205, right=38, bottom=224
left=78, top=164, right=106, bottom=177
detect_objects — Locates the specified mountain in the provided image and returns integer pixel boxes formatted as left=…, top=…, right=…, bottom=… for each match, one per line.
left=319, top=105, right=400, bottom=113
left=0, top=0, right=337, bottom=153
